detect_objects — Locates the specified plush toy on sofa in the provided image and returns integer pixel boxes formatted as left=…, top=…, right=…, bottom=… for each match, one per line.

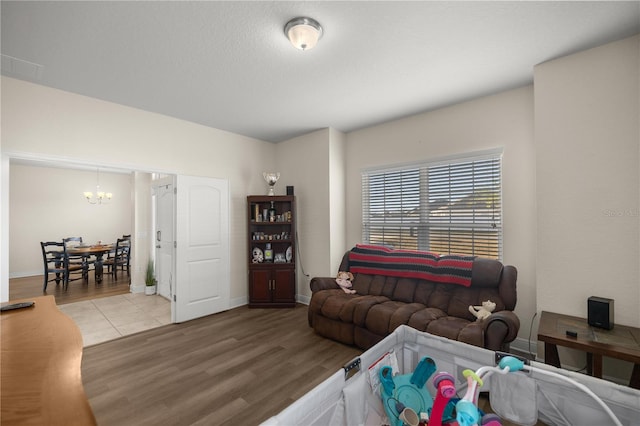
left=336, top=271, right=356, bottom=294
left=469, top=300, right=496, bottom=321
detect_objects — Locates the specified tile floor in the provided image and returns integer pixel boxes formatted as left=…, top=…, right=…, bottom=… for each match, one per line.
left=58, top=293, right=171, bottom=347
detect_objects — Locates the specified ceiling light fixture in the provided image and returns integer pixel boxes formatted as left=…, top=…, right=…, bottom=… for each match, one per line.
left=284, top=17, right=323, bottom=51
left=83, top=168, right=112, bottom=204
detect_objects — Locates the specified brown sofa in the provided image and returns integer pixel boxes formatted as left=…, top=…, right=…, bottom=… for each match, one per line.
left=308, top=247, right=519, bottom=351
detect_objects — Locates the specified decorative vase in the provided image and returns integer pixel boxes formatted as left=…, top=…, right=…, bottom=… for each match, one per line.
left=145, top=285, right=156, bottom=295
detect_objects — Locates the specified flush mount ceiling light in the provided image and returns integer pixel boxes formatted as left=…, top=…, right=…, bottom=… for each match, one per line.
left=284, top=17, right=323, bottom=51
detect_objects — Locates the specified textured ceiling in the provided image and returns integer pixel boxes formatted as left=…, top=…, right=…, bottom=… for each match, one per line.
left=2, top=1, right=639, bottom=143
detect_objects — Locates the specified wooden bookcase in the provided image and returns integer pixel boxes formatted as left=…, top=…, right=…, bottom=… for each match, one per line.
left=247, top=195, right=296, bottom=308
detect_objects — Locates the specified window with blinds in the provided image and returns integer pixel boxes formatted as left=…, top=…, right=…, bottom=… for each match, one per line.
left=362, top=151, right=502, bottom=259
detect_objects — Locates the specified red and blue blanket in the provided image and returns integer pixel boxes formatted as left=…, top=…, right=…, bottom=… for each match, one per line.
left=349, top=244, right=475, bottom=287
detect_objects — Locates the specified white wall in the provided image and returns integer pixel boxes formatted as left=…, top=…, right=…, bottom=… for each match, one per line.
left=9, top=164, right=133, bottom=277
left=534, top=34, right=639, bottom=383
left=275, top=129, right=331, bottom=302
left=132, top=171, right=153, bottom=291
left=275, top=128, right=347, bottom=303
left=328, top=128, right=347, bottom=272
left=345, top=86, right=537, bottom=344
left=535, top=35, right=640, bottom=328
left=1, top=76, right=276, bottom=304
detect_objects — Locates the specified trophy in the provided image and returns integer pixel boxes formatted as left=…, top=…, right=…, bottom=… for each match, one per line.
left=263, top=172, right=280, bottom=196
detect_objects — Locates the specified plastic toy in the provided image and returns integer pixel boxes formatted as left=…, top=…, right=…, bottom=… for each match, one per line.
left=377, top=350, right=623, bottom=426
left=379, top=356, right=436, bottom=426
left=429, top=372, right=456, bottom=426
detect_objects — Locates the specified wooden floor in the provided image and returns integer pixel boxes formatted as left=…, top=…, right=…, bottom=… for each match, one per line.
left=11, top=276, right=543, bottom=425
left=80, top=305, right=539, bottom=426
left=9, top=272, right=131, bottom=305
left=81, top=304, right=362, bottom=426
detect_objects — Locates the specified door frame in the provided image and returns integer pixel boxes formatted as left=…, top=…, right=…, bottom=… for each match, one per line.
left=1, top=151, right=159, bottom=302
left=152, top=175, right=176, bottom=303
left=1, top=152, right=231, bottom=323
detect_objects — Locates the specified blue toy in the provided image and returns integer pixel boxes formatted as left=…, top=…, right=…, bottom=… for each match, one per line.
left=379, top=356, right=436, bottom=426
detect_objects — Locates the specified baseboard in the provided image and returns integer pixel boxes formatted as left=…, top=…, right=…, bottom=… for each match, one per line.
left=296, top=294, right=310, bottom=305
left=509, top=336, right=538, bottom=361
left=130, top=284, right=145, bottom=294
left=9, top=271, right=40, bottom=279
left=229, top=296, right=247, bottom=309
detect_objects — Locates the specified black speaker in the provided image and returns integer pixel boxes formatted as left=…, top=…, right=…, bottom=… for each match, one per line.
left=588, top=296, right=614, bottom=330
left=286, top=186, right=294, bottom=196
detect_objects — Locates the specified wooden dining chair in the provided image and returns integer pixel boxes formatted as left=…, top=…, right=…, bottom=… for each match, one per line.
left=40, top=241, right=86, bottom=291
left=41, top=241, right=65, bottom=291
left=107, top=234, right=131, bottom=256
left=63, top=237, right=92, bottom=282
left=121, top=235, right=131, bottom=276
left=104, top=237, right=131, bottom=280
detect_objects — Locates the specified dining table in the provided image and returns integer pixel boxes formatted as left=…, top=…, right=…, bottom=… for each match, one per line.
left=67, top=244, right=114, bottom=284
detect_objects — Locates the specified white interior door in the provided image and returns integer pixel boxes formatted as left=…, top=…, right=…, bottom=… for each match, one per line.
left=154, top=177, right=175, bottom=300
left=174, top=175, right=230, bottom=322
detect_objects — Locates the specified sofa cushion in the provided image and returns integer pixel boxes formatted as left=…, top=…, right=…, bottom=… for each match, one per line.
left=458, top=322, right=485, bottom=347
left=389, top=303, right=428, bottom=332
left=318, top=291, right=355, bottom=320
left=407, top=307, right=447, bottom=331
left=426, top=316, right=472, bottom=341
left=471, top=257, right=504, bottom=287
left=392, top=278, right=418, bottom=303
left=312, top=289, right=389, bottom=325
left=365, top=301, right=407, bottom=335
left=447, top=287, right=509, bottom=320
left=351, top=296, right=389, bottom=326
left=365, top=301, right=427, bottom=335
left=413, top=280, right=436, bottom=305
left=425, top=285, right=454, bottom=310
left=446, top=289, right=480, bottom=320
left=309, top=288, right=336, bottom=320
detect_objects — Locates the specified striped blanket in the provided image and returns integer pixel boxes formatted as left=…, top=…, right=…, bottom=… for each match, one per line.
left=348, top=244, right=475, bottom=287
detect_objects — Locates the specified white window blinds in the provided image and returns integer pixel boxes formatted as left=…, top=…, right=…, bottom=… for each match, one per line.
left=362, top=151, right=502, bottom=259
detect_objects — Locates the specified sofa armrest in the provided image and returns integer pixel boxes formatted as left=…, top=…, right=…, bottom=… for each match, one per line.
left=483, top=310, right=520, bottom=351
left=310, top=277, right=339, bottom=293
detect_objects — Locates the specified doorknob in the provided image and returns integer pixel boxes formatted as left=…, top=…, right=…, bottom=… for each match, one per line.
left=156, top=244, right=161, bottom=249
left=156, top=230, right=161, bottom=242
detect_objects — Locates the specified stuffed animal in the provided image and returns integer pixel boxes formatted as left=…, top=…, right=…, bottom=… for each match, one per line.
left=336, top=271, right=356, bottom=294
left=469, top=300, right=496, bottom=321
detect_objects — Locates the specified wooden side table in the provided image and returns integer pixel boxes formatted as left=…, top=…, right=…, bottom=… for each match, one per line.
left=537, top=310, right=640, bottom=389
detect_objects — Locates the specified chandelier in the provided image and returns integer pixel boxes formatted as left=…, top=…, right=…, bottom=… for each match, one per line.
left=83, top=168, right=112, bottom=204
